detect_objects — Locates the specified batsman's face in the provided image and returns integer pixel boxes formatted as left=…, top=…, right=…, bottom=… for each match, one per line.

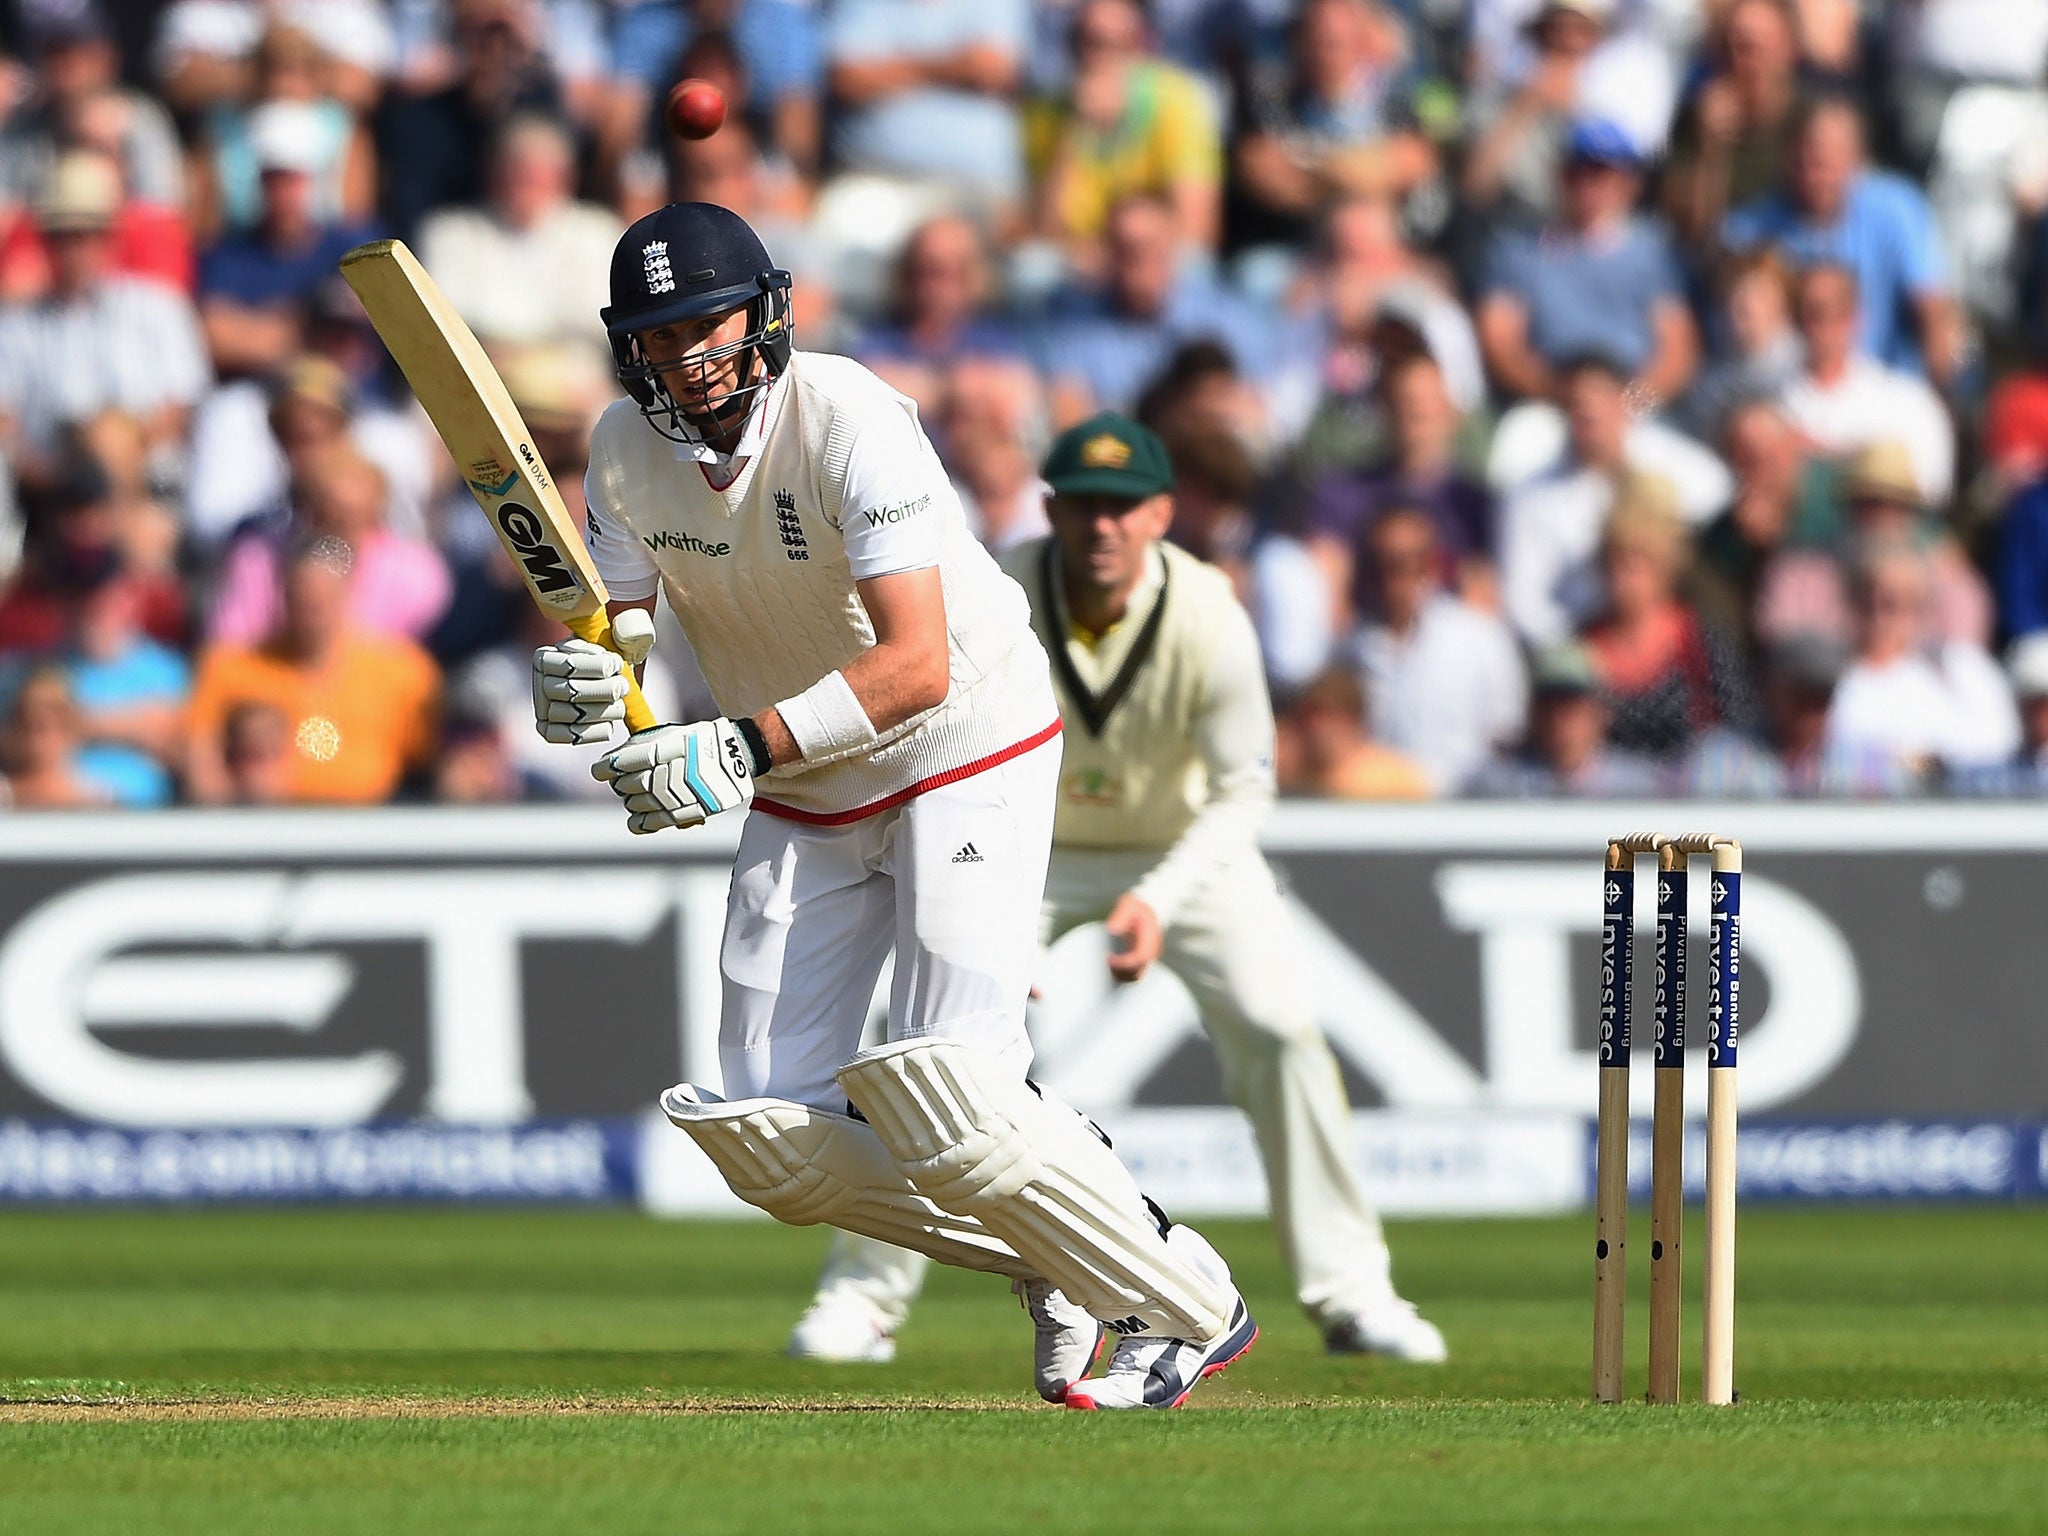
left=1048, top=491, right=1173, bottom=593
left=636, top=305, right=753, bottom=417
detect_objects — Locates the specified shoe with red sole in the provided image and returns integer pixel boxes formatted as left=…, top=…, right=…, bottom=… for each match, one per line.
left=1063, top=1226, right=1257, bottom=1410
left=1015, top=1277, right=1105, bottom=1403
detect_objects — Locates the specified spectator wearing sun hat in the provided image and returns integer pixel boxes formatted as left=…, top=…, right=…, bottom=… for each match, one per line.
left=0, top=152, right=210, bottom=496
left=1756, top=439, right=1993, bottom=653
left=0, top=100, right=196, bottom=300
left=1835, top=440, right=1991, bottom=644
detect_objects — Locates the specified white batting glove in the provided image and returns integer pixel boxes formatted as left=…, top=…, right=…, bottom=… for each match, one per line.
left=530, top=609, right=657, bottom=746
left=532, top=640, right=624, bottom=745
left=591, top=717, right=757, bottom=834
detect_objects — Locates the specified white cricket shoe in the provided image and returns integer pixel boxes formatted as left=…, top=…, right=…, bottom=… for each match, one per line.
left=1014, top=1278, right=1104, bottom=1404
left=1062, top=1226, right=1258, bottom=1411
left=787, top=1294, right=898, bottom=1363
left=1323, top=1299, right=1448, bottom=1363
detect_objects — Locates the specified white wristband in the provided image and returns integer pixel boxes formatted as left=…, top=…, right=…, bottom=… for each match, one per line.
left=775, top=670, right=880, bottom=764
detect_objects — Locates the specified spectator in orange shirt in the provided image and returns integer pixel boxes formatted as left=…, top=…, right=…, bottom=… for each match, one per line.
left=185, top=538, right=440, bottom=804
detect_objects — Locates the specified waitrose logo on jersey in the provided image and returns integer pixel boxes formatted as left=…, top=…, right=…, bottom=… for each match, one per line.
left=643, top=530, right=732, bottom=557
left=862, top=494, right=930, bottom=528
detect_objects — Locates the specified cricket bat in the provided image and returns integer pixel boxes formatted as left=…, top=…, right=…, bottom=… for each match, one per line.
left=338, top=238, right=657, bottom=732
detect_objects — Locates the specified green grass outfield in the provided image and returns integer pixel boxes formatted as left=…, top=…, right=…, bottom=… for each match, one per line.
left=1, top=1207, right=2043, bottom=1534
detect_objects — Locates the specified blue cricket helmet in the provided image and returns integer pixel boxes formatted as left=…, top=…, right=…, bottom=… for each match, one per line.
left=601, top=202, right=793, bottom=443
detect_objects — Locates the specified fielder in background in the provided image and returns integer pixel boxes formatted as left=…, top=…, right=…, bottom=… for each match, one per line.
left=790, top=414, right=1447, bottom=1366
left=529, top=204, right=1257, bottom=1410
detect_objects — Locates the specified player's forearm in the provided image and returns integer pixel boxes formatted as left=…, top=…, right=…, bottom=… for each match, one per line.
left=750, top=640, right=947, bottom=770
left=842, top=635, right=949, bottom=730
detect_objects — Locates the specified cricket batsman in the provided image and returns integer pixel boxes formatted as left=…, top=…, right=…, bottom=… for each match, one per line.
left=528, top=203, right=1257, bottom=1409
left=788, top=415, right=1447, bottom=1366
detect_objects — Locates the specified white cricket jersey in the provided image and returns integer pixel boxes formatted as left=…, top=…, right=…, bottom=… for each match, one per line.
left=585, top=351, right=1058, bottom=821
left=998, top=537, right=1276, bottom=922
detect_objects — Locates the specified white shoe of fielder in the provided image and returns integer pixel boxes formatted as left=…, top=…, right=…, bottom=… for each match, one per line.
left=1062, top=1226, right=1258, bottom=1411
left=1323, top=1299, right=1448, bottom=1363
left=787, top=1293, right=898, bottom=1363
left=1014, top=1278, right=1105, bottom=1404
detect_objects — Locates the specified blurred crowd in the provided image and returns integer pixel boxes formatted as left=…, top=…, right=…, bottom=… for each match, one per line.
left=4, top=0, right=2048, bottom=810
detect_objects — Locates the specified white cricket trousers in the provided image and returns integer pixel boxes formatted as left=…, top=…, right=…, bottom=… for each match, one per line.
left=816, top=848, right=1399, bottom=1333
left=718, top=733, right=1059, bottom=1111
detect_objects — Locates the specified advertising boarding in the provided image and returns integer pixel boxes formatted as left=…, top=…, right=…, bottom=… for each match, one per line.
left=1, top=803, right=2043, bottom=1212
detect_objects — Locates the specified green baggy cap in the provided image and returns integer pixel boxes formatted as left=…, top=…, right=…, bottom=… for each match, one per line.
left=1041, top=412, right=1174, bottom=499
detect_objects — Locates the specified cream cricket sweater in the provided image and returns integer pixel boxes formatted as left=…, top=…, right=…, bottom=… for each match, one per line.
left=998, top=536, right=1277, bottom=921
left=587, top=353, right=1057, bottom=820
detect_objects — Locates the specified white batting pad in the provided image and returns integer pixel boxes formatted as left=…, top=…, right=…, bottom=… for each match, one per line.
left=658, top=1083, right=1031, bottom=1280
left=836, top=1039, right=1236, bottom=1343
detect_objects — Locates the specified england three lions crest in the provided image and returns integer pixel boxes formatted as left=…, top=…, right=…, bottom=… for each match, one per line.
left=643, top=241, right=675, bottom=295
left=774, top=487, right=809, bottom=561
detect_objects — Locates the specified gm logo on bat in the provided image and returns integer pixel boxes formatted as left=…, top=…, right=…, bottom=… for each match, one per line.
left=495, top=502, right=584, bottom=609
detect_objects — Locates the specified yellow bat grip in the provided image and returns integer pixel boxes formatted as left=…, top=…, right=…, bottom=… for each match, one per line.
left=564, top=608, right=660, bottom=734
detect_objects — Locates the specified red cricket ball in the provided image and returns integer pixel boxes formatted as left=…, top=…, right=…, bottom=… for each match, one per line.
left=665, top=78, right=727, bottom=141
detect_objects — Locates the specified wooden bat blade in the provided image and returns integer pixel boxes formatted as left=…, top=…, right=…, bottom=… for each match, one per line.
left=339, top=238, right=656, bottom=732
